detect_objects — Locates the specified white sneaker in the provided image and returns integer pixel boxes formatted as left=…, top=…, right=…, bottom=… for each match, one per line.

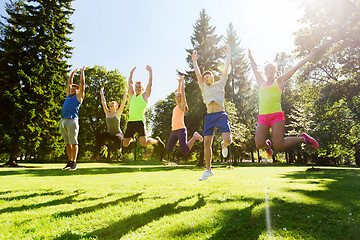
left=221, top=141, right=228, bottom=158
left=199, top=169, right=214, bottom=181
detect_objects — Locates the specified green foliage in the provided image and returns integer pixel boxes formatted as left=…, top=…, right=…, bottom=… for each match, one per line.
left=0, top=0, right=74, bottom=162
left=294, top=0, right=360, bottom=164
left=77, top=66, right=128, bottom=157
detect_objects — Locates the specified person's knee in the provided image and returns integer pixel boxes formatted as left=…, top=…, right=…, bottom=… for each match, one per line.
left=273, top=141, right=285, bottom=151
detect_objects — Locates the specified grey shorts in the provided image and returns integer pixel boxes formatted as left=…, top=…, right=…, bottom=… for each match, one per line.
left=59, top=118, right=79, bottom=145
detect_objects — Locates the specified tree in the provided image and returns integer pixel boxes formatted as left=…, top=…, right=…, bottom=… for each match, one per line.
left=224, top=22, right=256, bottom=163
left=294, top=0, right=360, bottom=164
left=77, top=66, right=128, bottom=159
left=184, top=9, right=223, bottom=166
left=0, top=0, right=74, bottom=165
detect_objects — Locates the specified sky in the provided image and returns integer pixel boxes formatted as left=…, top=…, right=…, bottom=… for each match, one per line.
left=1, top=0, right=305, bottom=107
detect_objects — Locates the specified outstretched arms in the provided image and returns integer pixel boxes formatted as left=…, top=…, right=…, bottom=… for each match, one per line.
left=66, top=68, right=78, bottom=95
left=78, top=66, right=86, bottom=100
left=220, top=44, right=231, bottom=85
left=248, top=49, right=265, bottom=86
left=128, top=67, right=136, bottom=98
left=116, top=87, right=128, bottom=118
left=277, top=49, right=315, bottom=87
left=192, top=51, right=203, bottom=85
left=100, top=87, right=109, bottom=116
left=177, top=75, right=188, bottom=113
left=143, top=65, right=153, bottom=102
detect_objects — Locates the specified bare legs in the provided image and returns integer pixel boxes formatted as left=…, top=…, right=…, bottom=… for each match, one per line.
left=66, top=144, right=78, bottom=162
left=204, top=132, right=232, bottom=171
left=123, top=136, right=159, bottom=147
left=255, top=121, right=305, bottom=151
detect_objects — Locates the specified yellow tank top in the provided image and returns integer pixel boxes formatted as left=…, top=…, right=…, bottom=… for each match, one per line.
left=172, top=105, right=185, bottom=130
left=129, top=94, right=147, bottom=122
left=258, top=79, right=283, bottom=115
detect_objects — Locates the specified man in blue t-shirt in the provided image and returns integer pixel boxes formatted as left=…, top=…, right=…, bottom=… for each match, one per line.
left=60, top=66, right=86, bottom=170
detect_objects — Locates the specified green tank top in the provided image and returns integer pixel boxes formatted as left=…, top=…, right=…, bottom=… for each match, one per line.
left=258, top=79, right=283, bottom=115
left=129, top=94, right=147, bottom=122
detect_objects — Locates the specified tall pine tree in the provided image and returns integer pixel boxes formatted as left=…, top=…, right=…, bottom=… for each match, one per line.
left=184, top=9, right=222, bottom=166
left=0, top=0, right=74, bottom=165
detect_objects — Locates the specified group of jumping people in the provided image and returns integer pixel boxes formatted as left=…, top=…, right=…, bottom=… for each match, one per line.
left=59, top=45, right=319, bottom=181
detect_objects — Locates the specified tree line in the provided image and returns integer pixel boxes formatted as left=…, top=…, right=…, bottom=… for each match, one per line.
left=1, top=0, right=359, bottom=166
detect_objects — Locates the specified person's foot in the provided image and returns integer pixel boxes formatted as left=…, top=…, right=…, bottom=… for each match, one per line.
left=193, top=131, right=203, bottom=142
left=100, top=145, right=108, bottom=157
left=63, top=161, right=72, bottom=170
left=69, top=162, right=77, bottom=171
left=156, top=136, right=165, bottom=149
left=300, top=133, right=319, bottom=149
left=265, top=140, right=273, bottom=157
left=221, top=141, right=228, bottom=158
left=199, top=169, right=214, bottom=181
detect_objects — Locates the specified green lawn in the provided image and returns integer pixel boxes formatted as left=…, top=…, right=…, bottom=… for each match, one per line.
left=1, top=162, right=359, bottom=239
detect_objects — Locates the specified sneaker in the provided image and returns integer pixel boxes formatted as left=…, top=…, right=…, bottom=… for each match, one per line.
left=193, top=131, right=203, bottom=142
left=265, top=140, right=273, bottom=157
left=63, top=161, right=72, bottom=170
left=199, top=169, right=214, bottom=181
left=69, top=162, right=77, bottom=171
left=100, top=145, right=108, bottom=157
left=156, top=136, right=165, bottom=149
left=221, top=141, right=228, bottom=158
left=300, top=133, right=319, bottom=149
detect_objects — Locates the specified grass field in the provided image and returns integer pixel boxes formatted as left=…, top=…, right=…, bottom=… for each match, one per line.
left=1, top=162, right=359, bottom=240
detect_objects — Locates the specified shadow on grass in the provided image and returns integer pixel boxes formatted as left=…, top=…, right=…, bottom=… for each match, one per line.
left=56, top=192, right=143, bottom=218
left=54, top=194, right=206, bottom=240
left=0, top=165, right=197, bottom=177
left=269, top=168, right=360, bottom=239
left=0, top=190, right=87, bottom=214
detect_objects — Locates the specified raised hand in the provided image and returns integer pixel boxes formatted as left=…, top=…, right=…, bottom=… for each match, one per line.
left=177, top=74, right=184, bottom=82
left=225, top=44, right=231, bottom=55
left=130, top=67, right=136, bottom=75
left=145, top=65, right=152, bottom=73
left=80, top=66, right=86, bottom=71
left=192, top=50, right=199, bottom=61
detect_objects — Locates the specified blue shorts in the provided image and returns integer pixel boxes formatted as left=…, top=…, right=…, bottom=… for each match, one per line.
left=203, top=111, right=231, bottom=136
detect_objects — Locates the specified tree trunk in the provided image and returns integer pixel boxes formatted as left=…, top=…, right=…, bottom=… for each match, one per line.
left=355, top=144, right=360, bottom=166
left=6, top=139, right=19, bottom=167
left=251, top=150, right=254, bottom=163
left=257, top=149, right=261, bottom=162
left=197, top=147, right=204, bottom=167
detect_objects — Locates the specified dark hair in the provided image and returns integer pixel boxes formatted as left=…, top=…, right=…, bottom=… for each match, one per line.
left=201, top=70, right=213, bottom=79
left=71, top=84, right=80, bottom=89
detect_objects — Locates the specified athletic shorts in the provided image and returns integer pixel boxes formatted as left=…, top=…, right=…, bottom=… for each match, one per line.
left=59, top=118, right=79, bottom=145
left=203, top=111, right=231, bottom=136
left=124, top=121, right=146, bottom=138
left=257, top=111, right=285, bottom=127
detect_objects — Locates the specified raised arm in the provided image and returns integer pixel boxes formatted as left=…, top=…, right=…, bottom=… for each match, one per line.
left=66, top=68, right=78, bottom=95
left=143, top=65, right=152, bottom=101
left=277, top=49, right=315, bottom=87
left=78, top=66, right=86, bottom=101
left=248, top=49, right=265, bottom=86
left=128, top=67, right=136, bottom=98
left=100, top=87, right=109, bottom=116
left=116, top=87, right=128, bottom=118
left=220, top=44, right=231, bottom=85
left=192, top=50, right=203, bottom=85
left=177, top=75, right=188, bottom=113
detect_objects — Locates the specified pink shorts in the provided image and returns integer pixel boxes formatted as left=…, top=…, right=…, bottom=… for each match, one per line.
left=257, top=111, right=285, bottom=127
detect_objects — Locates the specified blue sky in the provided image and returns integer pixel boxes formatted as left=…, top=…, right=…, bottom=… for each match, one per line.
left=1, top=0, right=304, bottom=106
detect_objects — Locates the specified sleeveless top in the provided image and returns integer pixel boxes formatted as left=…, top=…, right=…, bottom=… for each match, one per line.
left=128, top=94, right=147, bottom=123
left=61, top=95, right=81, bottom=119
left=106, top=113, right=122, bottom=135
left=258, top=79, right=283, bottom=115
left=172, top=105, right=185, bottom=131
